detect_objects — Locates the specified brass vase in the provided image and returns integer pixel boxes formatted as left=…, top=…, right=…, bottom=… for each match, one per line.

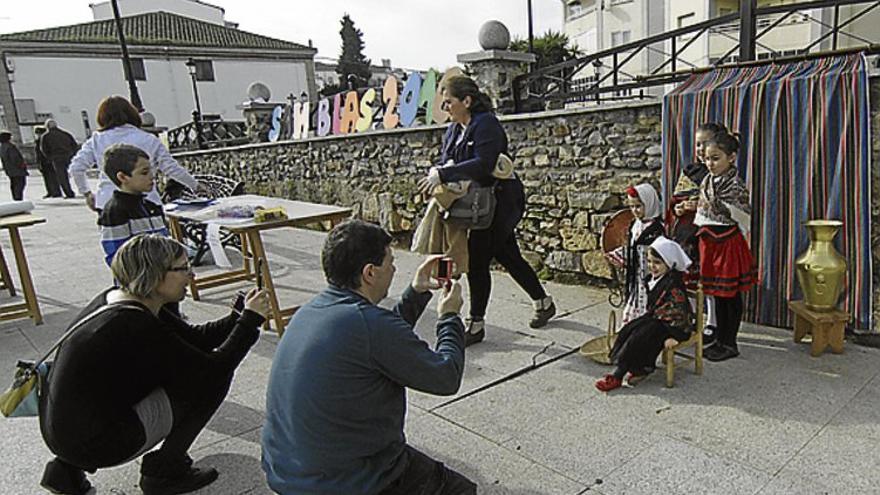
left=795, top=220, right=847, bottom=312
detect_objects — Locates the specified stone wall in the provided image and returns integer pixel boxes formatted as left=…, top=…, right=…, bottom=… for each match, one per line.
left=175, top=100, right=663, bottom=284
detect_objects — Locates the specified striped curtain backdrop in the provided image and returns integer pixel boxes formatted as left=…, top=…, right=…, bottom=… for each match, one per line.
left=661, top=54, right=873, bottom=331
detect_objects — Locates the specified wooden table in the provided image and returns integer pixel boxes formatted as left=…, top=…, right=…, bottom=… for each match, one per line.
left=789, top=300, right=848, bottom=357
left=166, top=195, right=351, bottom=334
left=0, top=214, right=45, bottom=325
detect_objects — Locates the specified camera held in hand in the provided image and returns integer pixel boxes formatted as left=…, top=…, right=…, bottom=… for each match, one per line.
left=435, top=257, right=453, bottom=287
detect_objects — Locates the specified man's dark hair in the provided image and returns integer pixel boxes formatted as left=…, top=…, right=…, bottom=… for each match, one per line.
left=321, top=220, right=393, bottom=290
left=104, top=143, right=149, bottom=186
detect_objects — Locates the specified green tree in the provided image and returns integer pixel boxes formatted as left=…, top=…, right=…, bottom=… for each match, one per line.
left=336, top=14, right=372, bottom=90
left=510, top=30, right=582, bottom=70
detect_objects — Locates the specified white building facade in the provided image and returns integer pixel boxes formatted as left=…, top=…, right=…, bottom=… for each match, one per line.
left=0, top=0, right=317, bottom=144
left=561, top=0, right=880, bottom=82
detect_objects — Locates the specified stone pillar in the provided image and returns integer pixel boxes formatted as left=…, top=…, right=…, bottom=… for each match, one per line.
left=455, top=21, right=535, bottom=115
left=457, top=51, right=536, bottom=115
left=241, top=101, right=282, bottom=144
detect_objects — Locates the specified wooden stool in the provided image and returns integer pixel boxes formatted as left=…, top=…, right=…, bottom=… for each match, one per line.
left=788, top=300, right=848, bottom=357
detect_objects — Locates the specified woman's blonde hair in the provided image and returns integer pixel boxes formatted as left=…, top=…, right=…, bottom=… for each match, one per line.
left=111, top=234, right=187, bottom=298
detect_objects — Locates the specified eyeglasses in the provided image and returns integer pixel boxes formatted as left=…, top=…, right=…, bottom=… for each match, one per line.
left=168, top=263, right=193, bottom=273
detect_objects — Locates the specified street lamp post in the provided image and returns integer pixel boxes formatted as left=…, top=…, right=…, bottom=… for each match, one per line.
left=184, top=58, right=204, bottom=149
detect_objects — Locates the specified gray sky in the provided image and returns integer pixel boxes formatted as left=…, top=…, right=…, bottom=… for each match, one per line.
left=0, top=1, right=565, bottom=70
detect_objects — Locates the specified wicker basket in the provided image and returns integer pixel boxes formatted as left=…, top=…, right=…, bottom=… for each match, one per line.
left=579, top=310, right=617, bottom=365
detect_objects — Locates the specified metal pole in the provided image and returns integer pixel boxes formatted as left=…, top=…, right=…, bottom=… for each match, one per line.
left=189, top=72, right=203, bottom=117
left=527, top=0, right=534, bottom=54
left=833, top=5, right=840, bottom=50
left=110, top=0, right=144, bottom=111
left=739, top=0, right=757, bottom=61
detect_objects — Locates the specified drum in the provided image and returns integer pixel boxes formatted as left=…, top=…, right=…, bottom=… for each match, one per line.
left=600, top=208, right=634, bottom=255
left=600, top=209, right=633, bottom=308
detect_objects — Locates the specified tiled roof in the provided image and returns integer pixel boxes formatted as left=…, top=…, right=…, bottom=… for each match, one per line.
left=0, top=11, right=311, bottom=52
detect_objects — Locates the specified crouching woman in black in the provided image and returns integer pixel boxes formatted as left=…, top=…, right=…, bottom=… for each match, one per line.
left=596, top=236, right=694, bottom=392
left=39, top=234, right=270, bottom=495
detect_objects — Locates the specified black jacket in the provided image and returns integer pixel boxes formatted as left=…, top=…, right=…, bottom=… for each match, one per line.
left=0, top=142, right=28, bottom=178
left=436, top=111, right=525, bottom=238
left=40, top=127, right=78, bottom=165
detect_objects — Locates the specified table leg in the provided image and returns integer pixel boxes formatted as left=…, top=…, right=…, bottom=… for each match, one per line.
left=169, top=217, right=201, bottom=301
left=0, top=243, right=15, bottom=296
left=247, top=231, right=285, bottom=335
left=8, top=227, right=42, bottom=325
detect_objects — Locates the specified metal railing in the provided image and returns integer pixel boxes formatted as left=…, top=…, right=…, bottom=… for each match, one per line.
left=514, top=0, right=880, bottom=112
left=167, top=118, right=248, bottom=152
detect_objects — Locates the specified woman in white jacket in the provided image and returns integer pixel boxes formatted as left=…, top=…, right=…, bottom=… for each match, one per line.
left=69, top=96, right=199, bottom=212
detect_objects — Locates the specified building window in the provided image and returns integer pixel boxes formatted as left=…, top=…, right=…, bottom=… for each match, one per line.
left=567, top=0, right=591, bottom=19
left=193, top=60, right=215, bottom=82
left=126, top=58, right=147, bottom=81
left=610, top=30, right=631, bottom=47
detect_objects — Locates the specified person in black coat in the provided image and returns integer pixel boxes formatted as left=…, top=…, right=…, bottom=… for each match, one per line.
left=0, top=130, right=28, bottom=200
left=38, top=234, right=271, bottom=495
left=34, top=125, right=62, bottom=198
left=39, top=119, right=78, bottom=198
left=418, top=75, right=554, bottom=346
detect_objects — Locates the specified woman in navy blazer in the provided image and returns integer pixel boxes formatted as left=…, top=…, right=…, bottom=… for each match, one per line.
left=419, top=75, right=555, bottom=346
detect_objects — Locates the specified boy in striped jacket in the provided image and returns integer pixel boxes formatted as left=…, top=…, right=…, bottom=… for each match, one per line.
left=98, top=143, right=169, bottom=266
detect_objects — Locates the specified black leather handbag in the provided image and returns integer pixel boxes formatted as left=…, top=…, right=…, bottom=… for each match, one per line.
left=442, top=183, right=496, bottom=231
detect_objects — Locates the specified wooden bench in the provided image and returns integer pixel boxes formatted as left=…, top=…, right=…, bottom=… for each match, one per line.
left=789, top=300, right=847, bottom=357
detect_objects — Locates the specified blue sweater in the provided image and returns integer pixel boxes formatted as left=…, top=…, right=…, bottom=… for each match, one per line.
left=261, top=285, right=465, bottom=495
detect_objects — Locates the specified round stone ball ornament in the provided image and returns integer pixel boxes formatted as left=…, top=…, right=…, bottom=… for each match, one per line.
left=478, top=20, right=510, bottom=50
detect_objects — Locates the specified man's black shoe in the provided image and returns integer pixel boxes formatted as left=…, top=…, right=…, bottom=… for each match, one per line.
left=139, top=466, right=219, bottom=495
left=40, top=458, right=92, bottom=495
left=704, top=344, right=740, bottom=362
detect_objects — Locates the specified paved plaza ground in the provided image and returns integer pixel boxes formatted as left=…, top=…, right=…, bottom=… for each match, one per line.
left=0, top=174, right=878, bottom=494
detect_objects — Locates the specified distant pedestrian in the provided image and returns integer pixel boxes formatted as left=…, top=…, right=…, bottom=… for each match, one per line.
left=69, top=96, right=198, bottom=213
left=40, top=119, right=78, bottom=199
left=34, top=125, right=62, bottom=198
left=0, top=130, right=28, bottom=201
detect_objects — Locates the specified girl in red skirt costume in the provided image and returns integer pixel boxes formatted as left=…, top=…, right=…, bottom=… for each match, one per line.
left=695, top=131, right=755, bottom=362
left=667, top=122, right=728, bottom=343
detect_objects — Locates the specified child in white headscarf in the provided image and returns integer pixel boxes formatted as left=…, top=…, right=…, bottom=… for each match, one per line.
left=607, top=184, right=665, bottom=326
left=597, top=236, right=694, bottom=392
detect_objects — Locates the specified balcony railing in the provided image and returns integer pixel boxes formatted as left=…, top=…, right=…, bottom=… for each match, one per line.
left=514, top=0, right=880, bottom=112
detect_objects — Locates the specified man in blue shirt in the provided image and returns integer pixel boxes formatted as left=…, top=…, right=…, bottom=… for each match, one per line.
left=262, top=220, right=475, bottom=494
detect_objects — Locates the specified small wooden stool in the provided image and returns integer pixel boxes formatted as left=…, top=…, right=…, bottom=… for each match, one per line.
left=788, top=300, right=848, bottom=357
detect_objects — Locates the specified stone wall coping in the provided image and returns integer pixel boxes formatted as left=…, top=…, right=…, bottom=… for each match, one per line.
left=457, top=50, right=537, bottom=63
left=173, top=98, right=660, bottom=158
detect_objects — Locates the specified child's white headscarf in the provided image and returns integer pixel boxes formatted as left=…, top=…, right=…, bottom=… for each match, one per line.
left=649, top=236, right=692, bottom=272
left=628, top=184, right=662, bottom=242
left=633, top=184, right=661, bottom=219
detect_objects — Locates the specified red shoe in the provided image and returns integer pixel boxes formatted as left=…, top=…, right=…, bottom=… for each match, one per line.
left=595, top=374, right=623, bottom=392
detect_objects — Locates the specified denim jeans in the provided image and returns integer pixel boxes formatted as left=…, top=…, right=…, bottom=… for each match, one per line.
left=379, top=446, right=476, bottom=495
